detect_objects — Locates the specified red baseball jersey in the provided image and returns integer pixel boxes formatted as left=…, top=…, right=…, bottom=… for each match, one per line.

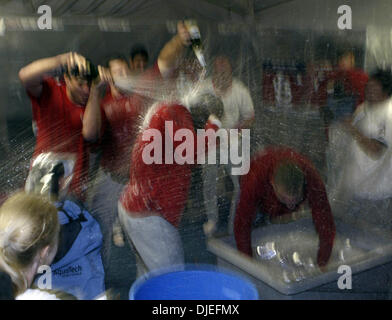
left=29, top=77, right=90, bottom=201
left=234, top=146, right=336, bottom=267
left=120, top=103, right=220, bottom=227
left=99, top=62, right=163, bottom=179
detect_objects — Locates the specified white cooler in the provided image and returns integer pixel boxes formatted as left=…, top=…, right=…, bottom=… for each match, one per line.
left=207, top=217, right=392, bottom=299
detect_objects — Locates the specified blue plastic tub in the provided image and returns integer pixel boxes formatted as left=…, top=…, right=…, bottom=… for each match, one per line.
left=129, top=265, right=259, bottom=300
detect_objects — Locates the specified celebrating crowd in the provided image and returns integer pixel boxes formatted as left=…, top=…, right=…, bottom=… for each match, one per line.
left=0, top=20, right=390, bottom=300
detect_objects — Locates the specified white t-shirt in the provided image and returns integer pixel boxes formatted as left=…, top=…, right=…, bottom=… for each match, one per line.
left=200, top=78, right=255, bottom=129
left=16, top=288, right=107, bottom=300
left=16, top=289, right=62, bottom=300
left=341, top=98, right=392, bottom=200
left=178, top=76, right=254, bottom=163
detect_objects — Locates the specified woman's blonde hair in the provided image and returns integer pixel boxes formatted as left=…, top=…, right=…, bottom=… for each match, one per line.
left=0, top=191, right=59, bottom=295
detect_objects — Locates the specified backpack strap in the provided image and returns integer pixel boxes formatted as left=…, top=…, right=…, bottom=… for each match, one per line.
left=57, top=200, right=87, bottom=224
left=53, top=201, right=84, bottom=264
left=56, top=202, right=72, bottom=223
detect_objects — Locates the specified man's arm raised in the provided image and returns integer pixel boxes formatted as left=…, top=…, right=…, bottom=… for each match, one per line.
left=157, top=21, right=191, bottom=78
left=18, top=52, right=88, bottom=98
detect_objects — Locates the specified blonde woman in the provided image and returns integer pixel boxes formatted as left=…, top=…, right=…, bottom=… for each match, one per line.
left=0, top=191, right=60, bottom=298
left=24, top=153, right=105, bottom=300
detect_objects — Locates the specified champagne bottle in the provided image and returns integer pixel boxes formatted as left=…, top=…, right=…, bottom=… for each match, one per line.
left=184, top=19, right=206, bottom=68
left=62, top=59, right=99, bottom=82
left=85, top=60, right=99, bottom=80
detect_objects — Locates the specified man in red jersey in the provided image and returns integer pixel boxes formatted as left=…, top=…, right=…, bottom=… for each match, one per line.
left=336, top=50, right=368, bottom=107
left=233, top=146, right=336, bottom=269
left=117, top=97, right=223, bottom=276
left=326, top=50, right=368, bottom=122
left=19, top=52, right=98, bottom=202
left=83, top=21, right=194, bottom=145
left=83, top=54, right=143, bottom=270
left=82, top=23, right=193, bottom=273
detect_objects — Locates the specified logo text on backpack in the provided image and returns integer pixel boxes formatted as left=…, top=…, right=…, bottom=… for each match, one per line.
left=53, top=265, right=83, bottom=277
